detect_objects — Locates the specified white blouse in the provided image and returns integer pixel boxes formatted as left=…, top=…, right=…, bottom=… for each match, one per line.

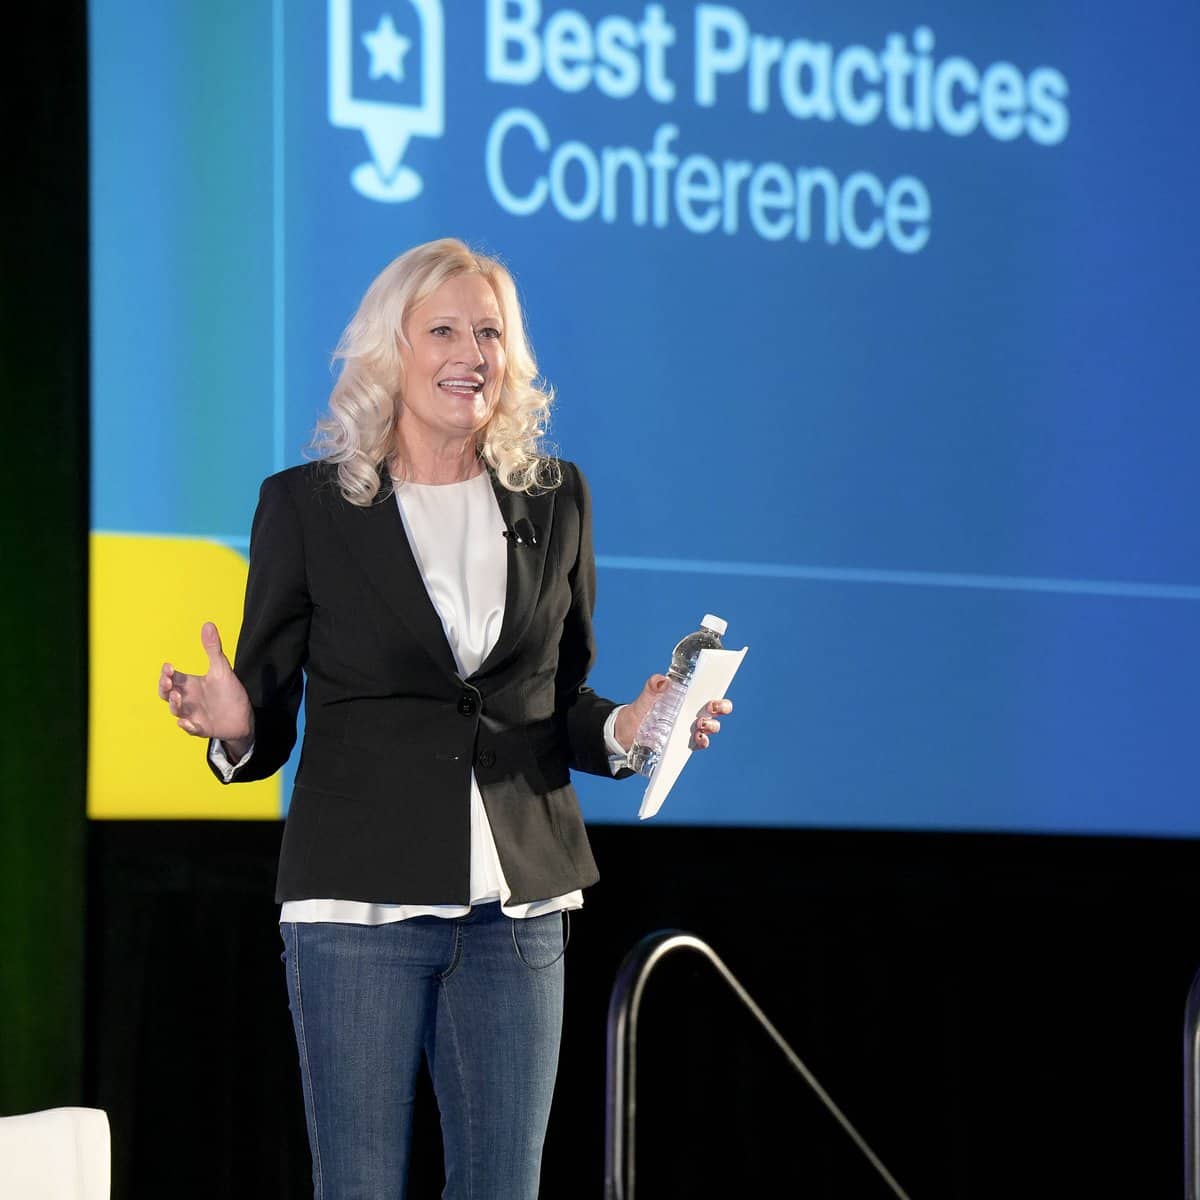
left=281, top=471, right=582, bottom=924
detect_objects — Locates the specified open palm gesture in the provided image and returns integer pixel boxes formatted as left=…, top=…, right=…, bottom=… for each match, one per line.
left=158, top=621, right=254, bottom=754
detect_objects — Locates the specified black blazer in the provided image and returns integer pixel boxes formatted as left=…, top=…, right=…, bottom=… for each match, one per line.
left=211, top=459, right=627, bottom=905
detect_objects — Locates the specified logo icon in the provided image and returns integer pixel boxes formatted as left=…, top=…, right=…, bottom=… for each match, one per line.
left=328, top=0, right=444, bottom=202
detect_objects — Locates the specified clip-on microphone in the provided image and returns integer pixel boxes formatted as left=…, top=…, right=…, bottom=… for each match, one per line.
left=502, top=517, right=539, bottom=548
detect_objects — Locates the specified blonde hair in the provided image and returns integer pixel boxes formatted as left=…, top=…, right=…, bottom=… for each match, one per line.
left=311, top=238, right=560, bottom=504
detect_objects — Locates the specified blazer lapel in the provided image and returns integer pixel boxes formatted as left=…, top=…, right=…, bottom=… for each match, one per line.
left=328, top=478, right=461, bottom=680
left=474, top=473, right=556, bottom=678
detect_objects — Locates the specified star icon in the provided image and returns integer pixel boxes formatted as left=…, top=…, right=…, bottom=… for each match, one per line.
left=362, top=13, right=412, bottom=82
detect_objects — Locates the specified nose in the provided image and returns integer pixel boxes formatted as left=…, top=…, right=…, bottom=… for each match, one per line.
left=452, top=329, right=486, bottom=371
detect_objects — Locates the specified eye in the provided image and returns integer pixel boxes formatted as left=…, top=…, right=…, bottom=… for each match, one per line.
left=477, top=326, right=502, bottom=340
left=430, top=325, right=451, bottom=336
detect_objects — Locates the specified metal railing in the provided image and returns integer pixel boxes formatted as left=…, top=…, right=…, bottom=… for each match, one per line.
left=1184, top=965, right=1200, bottom=1199
left=604, top=930, right=913, bottom=1200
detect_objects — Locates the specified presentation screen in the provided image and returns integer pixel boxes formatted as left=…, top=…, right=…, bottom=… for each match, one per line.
left=89, top=0, right=1200, bottom=834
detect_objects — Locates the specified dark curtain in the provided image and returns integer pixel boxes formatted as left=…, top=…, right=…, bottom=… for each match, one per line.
left=0, top=0, right=89, bottom=1116
left=88, top=822, right=1200, bottom=1200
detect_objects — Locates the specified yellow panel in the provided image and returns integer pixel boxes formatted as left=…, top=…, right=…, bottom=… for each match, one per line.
left=88, top=533, right=282, bottom=819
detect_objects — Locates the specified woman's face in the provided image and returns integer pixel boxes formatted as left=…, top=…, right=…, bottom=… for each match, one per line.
left=397, top=273, right=506, bottom=445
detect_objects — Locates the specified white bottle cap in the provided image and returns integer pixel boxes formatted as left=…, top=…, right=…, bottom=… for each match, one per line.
left=700, top=614, right=728, bottom=636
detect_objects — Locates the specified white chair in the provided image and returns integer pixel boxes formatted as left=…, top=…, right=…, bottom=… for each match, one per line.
left=0, top=1107, right=110, bottom=1200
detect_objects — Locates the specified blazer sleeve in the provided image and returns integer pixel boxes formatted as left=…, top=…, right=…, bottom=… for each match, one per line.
left=207, top=473, right=312, bottom=784
left=555, top=463, right=634, bottom=779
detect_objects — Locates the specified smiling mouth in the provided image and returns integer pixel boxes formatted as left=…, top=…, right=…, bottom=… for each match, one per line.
left=439, top=379, right=484, bottom=396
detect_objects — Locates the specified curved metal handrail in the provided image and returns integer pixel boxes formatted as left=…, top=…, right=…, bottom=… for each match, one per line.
left=1184, top=965, right=1200, bottom=1199
left=604, top=930, right=913, bottom=1200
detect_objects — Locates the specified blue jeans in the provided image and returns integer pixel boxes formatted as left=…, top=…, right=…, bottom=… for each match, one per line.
left=280, top=905, right=566, bottom=1200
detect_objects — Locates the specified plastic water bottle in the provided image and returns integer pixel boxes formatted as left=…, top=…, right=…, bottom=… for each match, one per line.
left=626, top=614, right=727, bottom=777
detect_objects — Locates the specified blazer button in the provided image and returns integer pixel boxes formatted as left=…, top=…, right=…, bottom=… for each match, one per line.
left=457, top=693, right=478, bottom=716
left=477, top=749, right=496, bottom=768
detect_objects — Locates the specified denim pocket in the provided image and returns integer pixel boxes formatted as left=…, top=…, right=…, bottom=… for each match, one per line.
left=511, top=911, right=567, bottom=970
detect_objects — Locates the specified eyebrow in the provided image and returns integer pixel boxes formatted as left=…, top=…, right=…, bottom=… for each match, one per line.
left=427, top=315, right=503, bottom=324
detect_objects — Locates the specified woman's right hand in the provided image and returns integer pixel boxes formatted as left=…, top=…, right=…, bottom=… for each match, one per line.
left=159, top=622, right=254, bottom=756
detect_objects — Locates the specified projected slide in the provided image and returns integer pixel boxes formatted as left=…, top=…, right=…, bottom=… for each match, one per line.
left=90, top=1, right=1200, bottom=834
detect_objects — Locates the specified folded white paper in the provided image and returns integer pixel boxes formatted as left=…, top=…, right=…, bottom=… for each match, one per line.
left=637, top=646, right=748, bottom=820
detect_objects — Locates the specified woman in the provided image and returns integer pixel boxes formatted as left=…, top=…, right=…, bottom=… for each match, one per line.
left=157, top=238, right=732, bottom=1199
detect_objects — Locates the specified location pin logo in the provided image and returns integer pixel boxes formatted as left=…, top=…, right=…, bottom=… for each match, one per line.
left=328, top=0, right=445, bottom=202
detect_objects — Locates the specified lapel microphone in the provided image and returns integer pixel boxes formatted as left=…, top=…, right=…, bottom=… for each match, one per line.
left=503, top=517, right=539, bottom=548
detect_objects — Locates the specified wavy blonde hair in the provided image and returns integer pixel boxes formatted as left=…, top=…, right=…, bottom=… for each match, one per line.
left=311, top=238, right=560, bottom=504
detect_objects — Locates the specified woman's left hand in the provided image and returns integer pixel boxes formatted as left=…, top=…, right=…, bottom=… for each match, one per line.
left=688, top=695, right=734, bottom=750
left=614, top=675, right=734, bottom=752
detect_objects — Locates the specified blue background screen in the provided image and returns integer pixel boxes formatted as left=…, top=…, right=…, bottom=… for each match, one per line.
left=90, top=1, right=1200, bottom=833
